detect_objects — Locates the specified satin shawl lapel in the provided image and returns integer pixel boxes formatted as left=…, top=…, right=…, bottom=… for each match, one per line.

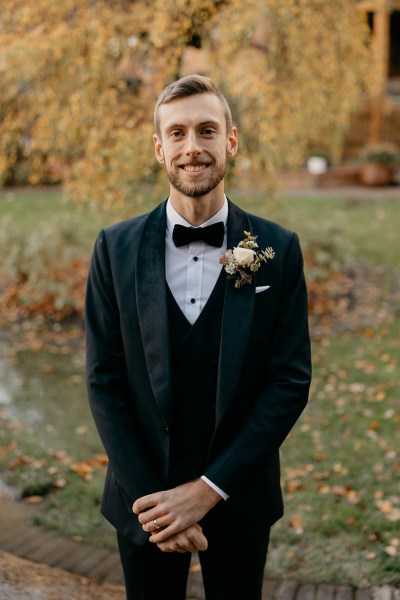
left=216, top=200, right=255, bottom=425
left=135, top=201, right=171, bottom=426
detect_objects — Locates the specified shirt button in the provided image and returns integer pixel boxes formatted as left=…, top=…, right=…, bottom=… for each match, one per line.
left=193, top=256, right=198, bottom=262
left=190, top=298, right=196, bottom=304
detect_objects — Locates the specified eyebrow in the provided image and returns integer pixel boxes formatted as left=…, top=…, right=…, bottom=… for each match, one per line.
left=165, top=120, right=221, bottom=131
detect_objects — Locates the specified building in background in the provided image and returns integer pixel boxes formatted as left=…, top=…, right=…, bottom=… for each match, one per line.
left=345, top=1, right=400, bottom=158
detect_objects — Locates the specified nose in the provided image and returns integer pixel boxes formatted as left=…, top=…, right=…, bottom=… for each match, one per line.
left=184, top=131, right=201, bottom=157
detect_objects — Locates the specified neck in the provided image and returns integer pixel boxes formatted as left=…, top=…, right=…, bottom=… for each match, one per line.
left=169, top=185, right=225, bottom=226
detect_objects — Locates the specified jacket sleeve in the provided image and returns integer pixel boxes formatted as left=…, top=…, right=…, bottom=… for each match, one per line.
left=85, top=230, right=163, bottom=504
left=204, top=232, right=311, bottom=496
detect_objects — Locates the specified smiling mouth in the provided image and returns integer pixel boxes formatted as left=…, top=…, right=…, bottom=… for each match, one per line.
left=180, top=163, right=210, bottom=172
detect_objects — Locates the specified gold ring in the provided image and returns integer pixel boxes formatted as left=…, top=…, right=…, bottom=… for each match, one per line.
left=154, top=519, right=161, bottom=529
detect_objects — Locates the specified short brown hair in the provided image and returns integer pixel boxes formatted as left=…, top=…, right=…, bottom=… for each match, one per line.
left=154, top=75, right=233, bottom=137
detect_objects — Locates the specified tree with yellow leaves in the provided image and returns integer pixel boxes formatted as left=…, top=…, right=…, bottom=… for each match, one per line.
left=0, top=0, right=370, bottom=211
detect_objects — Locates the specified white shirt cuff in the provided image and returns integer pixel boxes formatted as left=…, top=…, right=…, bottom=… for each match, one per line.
left=201, top=476, right=229, bottom=500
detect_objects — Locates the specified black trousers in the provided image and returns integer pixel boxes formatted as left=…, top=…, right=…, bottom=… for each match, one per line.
left=117, top=497, right=271, bottom=600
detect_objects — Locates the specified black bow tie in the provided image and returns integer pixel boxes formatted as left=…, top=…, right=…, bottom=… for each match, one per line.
left=172, top=222, right=225, bottom=248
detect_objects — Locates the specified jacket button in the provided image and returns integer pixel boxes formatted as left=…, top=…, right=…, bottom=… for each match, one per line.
left=164, top=427, right=169, bottom=434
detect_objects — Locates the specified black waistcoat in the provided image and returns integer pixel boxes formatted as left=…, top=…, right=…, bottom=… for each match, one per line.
left=166, top=272, right=225, bottom=487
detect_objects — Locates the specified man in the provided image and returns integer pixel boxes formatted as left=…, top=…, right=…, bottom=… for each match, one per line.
left=85, top=75, right=311, bottom=600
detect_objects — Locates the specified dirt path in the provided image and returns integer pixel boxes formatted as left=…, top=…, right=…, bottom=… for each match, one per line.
left=0, top=550, right=125, bottom=600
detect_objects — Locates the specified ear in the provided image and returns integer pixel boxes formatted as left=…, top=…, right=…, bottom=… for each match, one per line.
left=153, top=134, right=164, bottom=164
left=226, top=127, right=238, bottom=157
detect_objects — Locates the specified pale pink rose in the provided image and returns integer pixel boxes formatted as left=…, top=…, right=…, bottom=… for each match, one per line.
left=233, top=247, right=255, bottom=267
left=219, top=249, right=232, bottom=266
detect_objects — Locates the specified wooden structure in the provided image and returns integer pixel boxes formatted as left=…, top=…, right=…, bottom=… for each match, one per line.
left=348, top=1, right=400, bottom=154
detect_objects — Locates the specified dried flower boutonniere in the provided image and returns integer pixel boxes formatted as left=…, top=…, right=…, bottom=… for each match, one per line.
left=220, top=231, right=275, bottom=289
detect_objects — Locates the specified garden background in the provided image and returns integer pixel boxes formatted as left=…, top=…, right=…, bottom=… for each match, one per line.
left=0, top=0, right=399, bottom=591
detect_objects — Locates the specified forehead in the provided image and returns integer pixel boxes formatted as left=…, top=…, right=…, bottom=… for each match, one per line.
left=157, top=93, right=225, bottom=131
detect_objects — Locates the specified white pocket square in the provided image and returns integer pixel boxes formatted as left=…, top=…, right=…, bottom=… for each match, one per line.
left=255, top=285, right=270, bottom=294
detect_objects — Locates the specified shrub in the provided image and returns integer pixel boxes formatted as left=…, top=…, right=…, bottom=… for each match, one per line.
left=0, top=213, right=90, bottom=320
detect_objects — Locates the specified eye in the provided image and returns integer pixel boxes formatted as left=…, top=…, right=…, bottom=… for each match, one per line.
left=169, top=130, right=183, bottom=139
left=202, top=128, right=216, bottom=136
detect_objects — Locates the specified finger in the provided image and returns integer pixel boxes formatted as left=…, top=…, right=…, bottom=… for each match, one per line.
left=190, top=528, right=208, bottom=551
left=149, top=524, right=176, bottom=543
left=158, top=542, right=195, bottom=553
left=157, top=543, right=174, bottom=553
left=179, top=528, right=207, bottom=552
left=153, top=526, right=208, bottom=552
left=137, top=507, right=163, bottom=525
left=158, top=543, right=188, bottom=553
left=142, top=517, right=168, bottom=533
left=185, top=525, right=207, bottom=551
left=157, top=535, right=197, bottom=554
left=196, top=535, right=208, bottom=552
left=149, top=517, right=201, bottom=543
left=132, top=492, right=162, bottom=515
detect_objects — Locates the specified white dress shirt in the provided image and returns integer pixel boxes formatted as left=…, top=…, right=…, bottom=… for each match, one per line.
left=165, top=198, right=229, bottom=500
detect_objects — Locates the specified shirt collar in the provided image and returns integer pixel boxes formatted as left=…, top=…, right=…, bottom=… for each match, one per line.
left=166, top=197, right=228, bottom=238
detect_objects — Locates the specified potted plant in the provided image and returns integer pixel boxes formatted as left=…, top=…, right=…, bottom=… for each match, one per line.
left=306, top=149, right=329, bottom=175
left=358, top=144, right=400, bottom=186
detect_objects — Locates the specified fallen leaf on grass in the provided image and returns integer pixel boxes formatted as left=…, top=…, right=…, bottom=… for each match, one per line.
left=50, top=450, right=72, bottom=464
left=376, top=499, right=400, bottom=521
left=313, top=470, right=330, bottom=480
left=313, top=453, right=328, bottom=462
left=74, top=425, right=88, bottom=435
left=54, top=478, right=66, bottom=488
left=384, top=545, right=398, bottom=557
left=25, top=496, right=44, bottom=504
left=333, top=462, right=348, bottom=475
left=286, top=480, right=304, bottom=494
left=385, top=510, right=400, bottom=522
left=376, top=500, right=394, bottom=513
left=315, top=483, right=362, bottom=504
left=290, top=515, right=303, bottom=535
left=70, top=462, right=93, bottom=481
left=94, top=454, right=108, bottom=466
left=0, top=441, right=17, bottom=460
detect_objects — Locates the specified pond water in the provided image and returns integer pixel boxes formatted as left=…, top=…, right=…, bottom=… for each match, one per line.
left=0, top=334, right=102, bottom=459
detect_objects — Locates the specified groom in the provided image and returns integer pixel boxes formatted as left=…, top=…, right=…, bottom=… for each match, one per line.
left=85, top=75, right=311, bottom=600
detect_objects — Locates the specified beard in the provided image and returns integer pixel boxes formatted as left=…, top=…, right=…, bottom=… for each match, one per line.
left=166, top=160, right=227, bottom=198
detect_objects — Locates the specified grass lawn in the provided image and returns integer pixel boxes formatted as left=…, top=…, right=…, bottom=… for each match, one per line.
left=0, top=186, right=399, bottom=586
left=268, top=316, right=400, bottom=586
left=1, top=186, right=400, bottom=264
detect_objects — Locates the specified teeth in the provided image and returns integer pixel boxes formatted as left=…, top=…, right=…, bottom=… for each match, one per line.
left=183, top=165, right=207, bottom=172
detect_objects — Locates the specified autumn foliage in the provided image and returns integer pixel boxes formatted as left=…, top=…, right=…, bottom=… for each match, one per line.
left=0, top=0, right=371, bottom=209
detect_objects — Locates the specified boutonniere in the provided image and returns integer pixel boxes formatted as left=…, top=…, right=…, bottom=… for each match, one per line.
left=220, top=231, right=275, bottom=289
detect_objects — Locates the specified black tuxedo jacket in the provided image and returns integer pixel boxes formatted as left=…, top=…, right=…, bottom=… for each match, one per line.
left=85, top=199, right=311, bottom=545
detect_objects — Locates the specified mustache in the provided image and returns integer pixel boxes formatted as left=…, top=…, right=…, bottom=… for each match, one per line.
left=178, top=158, right=211, bottom=167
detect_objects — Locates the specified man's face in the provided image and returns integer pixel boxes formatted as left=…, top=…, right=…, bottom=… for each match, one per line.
left=154, top=93, right=238, bottom=199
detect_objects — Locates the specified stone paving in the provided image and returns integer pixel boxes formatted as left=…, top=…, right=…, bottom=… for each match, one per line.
left=1, top=498, right=399, bottom=599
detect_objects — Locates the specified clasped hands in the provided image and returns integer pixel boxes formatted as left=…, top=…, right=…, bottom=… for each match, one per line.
left=132, top=479, right=221, bottom=554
